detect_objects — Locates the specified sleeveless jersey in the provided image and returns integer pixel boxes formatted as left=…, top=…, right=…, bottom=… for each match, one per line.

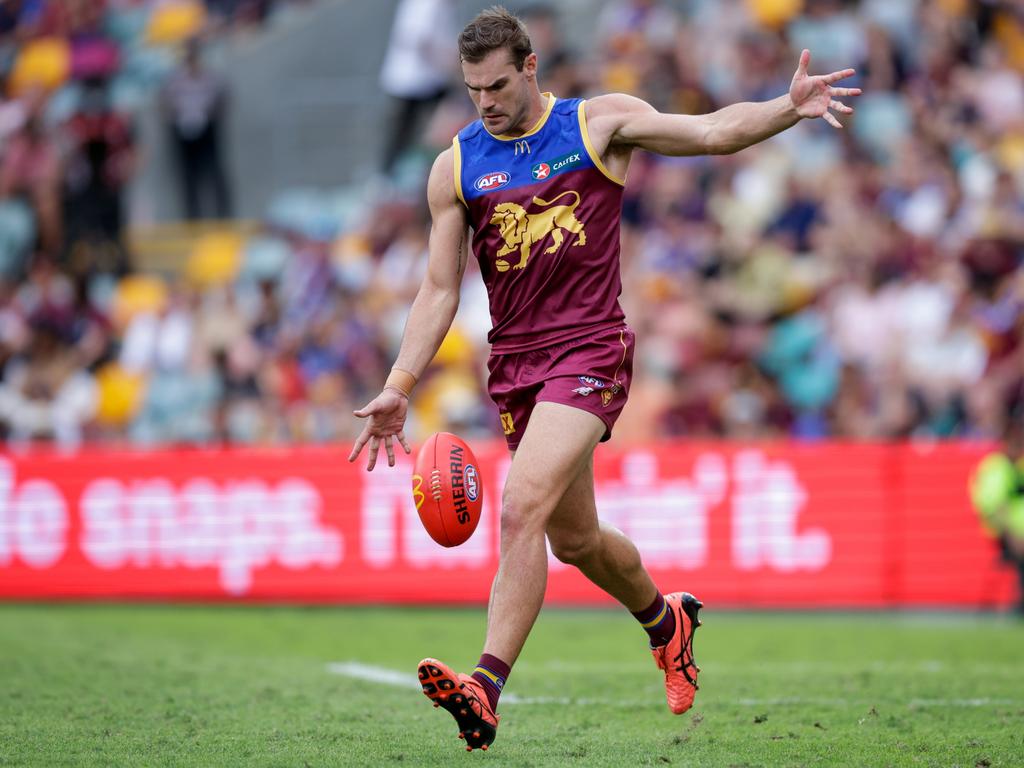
left=454, top=94, right=626, bottom=354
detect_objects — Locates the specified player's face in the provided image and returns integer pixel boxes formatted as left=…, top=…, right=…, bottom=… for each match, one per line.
left=463, top=49, right=537, bottom=136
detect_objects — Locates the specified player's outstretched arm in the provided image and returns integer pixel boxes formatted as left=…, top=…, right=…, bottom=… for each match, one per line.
left=348, top=149, right=470, bottom=471
left=591, top=49, right=860, bottom=157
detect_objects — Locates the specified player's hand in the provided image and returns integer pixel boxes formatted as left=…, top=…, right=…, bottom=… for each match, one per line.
left=789, top=49, right=861, bottom=129
left=348, top=388, right=413, bottom=471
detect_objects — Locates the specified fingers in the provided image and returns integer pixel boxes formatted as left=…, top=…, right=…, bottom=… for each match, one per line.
left=829, top=99, right=853, bottom=115
left=823, top=111, right=843, bottom=129
left=348, top=429, right=370, bottom=463
left=366, top=436, right=380, bottom=472
left=829, top=86, right=862, bottom=97
left=822, top=68, right=856, bottom=85
left=350, top=430, right=409, bottom=468
left=797, top=48, right=810, bottom=76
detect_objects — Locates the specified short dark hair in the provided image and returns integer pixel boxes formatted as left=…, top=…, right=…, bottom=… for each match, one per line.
left=458, top=6, right=533, bottom=71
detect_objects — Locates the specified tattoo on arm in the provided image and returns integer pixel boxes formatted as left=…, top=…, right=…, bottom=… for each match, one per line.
left=457, top=236, right=466, bottom=276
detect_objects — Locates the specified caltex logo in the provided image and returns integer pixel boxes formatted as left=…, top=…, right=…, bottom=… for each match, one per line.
left=531, top=151, right=583, bottom=182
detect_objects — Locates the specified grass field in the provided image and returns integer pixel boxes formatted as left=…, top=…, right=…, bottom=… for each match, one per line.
left=1, top=605, right=1023, bottom=767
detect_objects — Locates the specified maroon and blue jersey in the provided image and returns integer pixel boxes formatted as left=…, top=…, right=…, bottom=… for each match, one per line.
left=454, top=94, right=627, bottom=354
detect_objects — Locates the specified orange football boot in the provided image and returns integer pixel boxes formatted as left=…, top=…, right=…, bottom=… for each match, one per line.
left=418, top=658, right=499, bottom=751
left=650, top=592, right=703, bottom=714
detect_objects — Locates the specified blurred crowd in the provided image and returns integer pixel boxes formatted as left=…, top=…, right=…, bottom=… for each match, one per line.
left=1, top=0, right=1022, bottom=448
left=0, top=0, right=305, bottom=446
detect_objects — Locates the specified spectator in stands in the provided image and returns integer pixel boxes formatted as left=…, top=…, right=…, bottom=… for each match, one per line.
left=0, top=310, right=97, bottom=447
left=161, top=37, right=232, bottom=220
left=378, top=0, right=456, bottom=176
left=0, top=90, right=62, bottom=255
left=595, top=0, right=679, bottom=105
left=63, top=76, right=136, bottom=276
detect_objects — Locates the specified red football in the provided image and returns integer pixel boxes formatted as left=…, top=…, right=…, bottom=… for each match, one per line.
left=412, top=432, right=483, bottom=547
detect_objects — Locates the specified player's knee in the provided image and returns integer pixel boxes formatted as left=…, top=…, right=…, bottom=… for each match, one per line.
left=548, top=530, right=599, bottom=566
left=499, top=485, right=552, bottom=538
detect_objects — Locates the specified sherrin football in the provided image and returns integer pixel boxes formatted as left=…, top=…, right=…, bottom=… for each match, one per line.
left=412, top=432, right=483, bottom=547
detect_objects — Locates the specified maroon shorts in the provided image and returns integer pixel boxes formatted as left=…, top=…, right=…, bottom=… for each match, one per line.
left=486, top=325, right=635, bottom=451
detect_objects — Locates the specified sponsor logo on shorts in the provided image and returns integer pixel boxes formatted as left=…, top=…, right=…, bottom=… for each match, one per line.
left=572, top=386, right=594, bottom=396
left=475, top=171, right=511, bottom=192
left=601, top=383, right=622, bottom=407
left=578, top=375, right=606, bottom=389
left=465, top=464, right=479, bottom=502
left=500, top=412, right=515, bottom=435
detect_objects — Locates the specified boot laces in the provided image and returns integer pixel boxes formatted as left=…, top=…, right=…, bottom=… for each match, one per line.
left=670, top=604, right=698, bottom=687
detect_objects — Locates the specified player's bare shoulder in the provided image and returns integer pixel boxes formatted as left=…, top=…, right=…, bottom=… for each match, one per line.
left=427, top=146, right=460, bottom=211
left=583, top=93, right=658, bottom=153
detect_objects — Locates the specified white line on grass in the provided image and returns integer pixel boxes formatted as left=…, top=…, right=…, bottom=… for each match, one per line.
left=684, top=695, right=1023, bottom=708
left=737, top=697, right=854, bottom=706
left=327, top=662, right=1023, bottom=709
left=325, top=661, right=648, bottom=707
left=327, top=662, right=420, bottom=691
left=741, top=696, right=1019, bottom=708
left=536, top=659, right=1024, bottom=675
left=536, top=660, right=956, bottom=673
left=908, top=698, right=1022, bottom=708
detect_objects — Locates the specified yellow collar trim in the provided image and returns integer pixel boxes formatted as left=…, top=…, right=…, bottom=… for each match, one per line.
left=488, top=93, right=556, bottom=140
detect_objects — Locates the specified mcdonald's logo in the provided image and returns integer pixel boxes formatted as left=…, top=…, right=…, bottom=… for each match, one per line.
left=515, top=140, right=531, bottom=155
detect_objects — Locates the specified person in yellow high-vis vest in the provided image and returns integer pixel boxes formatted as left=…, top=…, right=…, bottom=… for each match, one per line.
left=970, top=421, right=1024, bottom=615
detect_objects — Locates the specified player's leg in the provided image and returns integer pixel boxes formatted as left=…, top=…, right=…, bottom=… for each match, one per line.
left=546, top=453, right=703, bottom=715
left=418, top=401, right=604, bottom=750
left=545, top=454, right=657, bottom=611
left=481, top=400, right=605, bottom=664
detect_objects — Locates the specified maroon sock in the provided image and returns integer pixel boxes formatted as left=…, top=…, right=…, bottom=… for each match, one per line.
left=632, top=592, right=677, bottom=647
left=471, top=653, right=511, bottom=711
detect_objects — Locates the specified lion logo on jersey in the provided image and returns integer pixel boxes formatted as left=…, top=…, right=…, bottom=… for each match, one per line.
left=490, top=190, right=587, bottom=272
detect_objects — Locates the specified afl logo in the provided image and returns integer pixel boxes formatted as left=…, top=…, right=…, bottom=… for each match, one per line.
left=465, top=464, right=480, bottom=502
left=475, top=171, right=511, bottom=192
